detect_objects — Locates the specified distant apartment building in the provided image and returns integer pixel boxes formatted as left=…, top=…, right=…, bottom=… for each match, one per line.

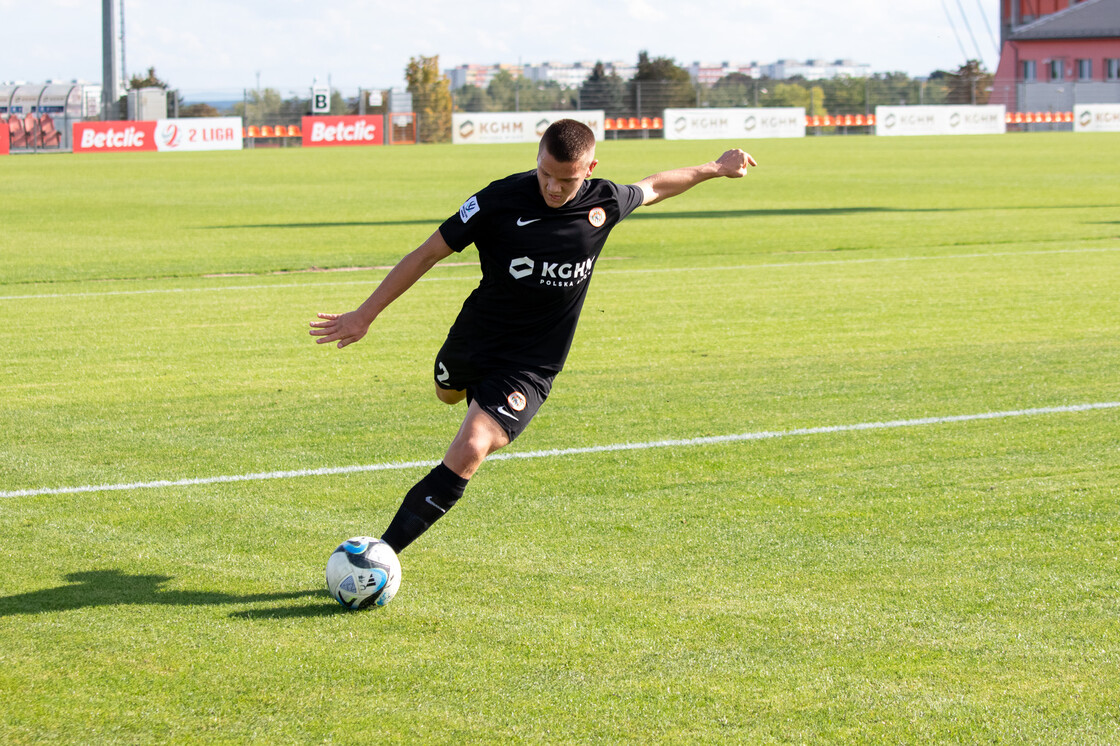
left=445, top=61, right=637, bottom=90
left=446, top=58, right=870, bottom=90
left=758, top=59, right=872, bottom=81
left=688, top=62, right=762, bottom=86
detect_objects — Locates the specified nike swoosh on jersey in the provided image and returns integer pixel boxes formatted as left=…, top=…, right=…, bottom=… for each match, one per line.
left=496, top=406, right=520, bottom=421
left=516, top=218, right=541, bottom=226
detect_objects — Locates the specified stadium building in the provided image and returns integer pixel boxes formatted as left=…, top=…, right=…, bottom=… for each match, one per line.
left=992, top=0, right=1120, bottom=112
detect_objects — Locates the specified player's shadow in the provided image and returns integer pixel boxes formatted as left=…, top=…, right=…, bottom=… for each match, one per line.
left=0, top=569, right=336, bottom=619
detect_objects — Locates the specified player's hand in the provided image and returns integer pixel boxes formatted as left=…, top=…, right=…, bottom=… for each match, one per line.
left=715, top=149, right=757, bottom=178
left=309, top=311, right=370, bottom=349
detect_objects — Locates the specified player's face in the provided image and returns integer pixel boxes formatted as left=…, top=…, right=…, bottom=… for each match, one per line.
left=536, top=147, right=598, bottom=208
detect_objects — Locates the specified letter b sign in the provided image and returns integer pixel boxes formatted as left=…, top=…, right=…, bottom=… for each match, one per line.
left=311, top=86, right=330, bottom=114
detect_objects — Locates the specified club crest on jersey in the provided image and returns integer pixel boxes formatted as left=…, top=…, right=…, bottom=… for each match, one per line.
left=588, top=207, right=606, bottom=227
left=459, top=196, right=481, bottom=223
left=507, top=391, right=527, bottom=412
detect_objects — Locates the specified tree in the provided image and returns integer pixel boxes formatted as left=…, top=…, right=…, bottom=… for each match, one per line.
left=179, top=102, right=220, bottom=118
left=486, top=69, right=520, bottom=111
left=233, top=88, right=283, bottom=124
left=129, top=66, right=169, bottom=90
left=706, top=72, right=755, bottom=107
left=406, top=55, right=453, bottom=143
left=629, top=51, right=697, bottom=114
left=934, top=60, right=993, bottom=104
left=580, top=62, right=627, bottom=116
left=454, top=85, right=491, bottom=113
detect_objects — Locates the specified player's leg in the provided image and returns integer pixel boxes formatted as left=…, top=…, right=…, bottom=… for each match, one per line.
left=443, top=401, right=510, bottom=478
left=435, top=384, right=466, bottom=405
left=434, top=352, right=469, bottom=405
left=380, top=403, right=506, bottom=553
left=380, top=371, right=552, bottom=553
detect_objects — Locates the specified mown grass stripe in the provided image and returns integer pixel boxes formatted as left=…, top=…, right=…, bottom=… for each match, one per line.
left=1, top=245, right=1115, bottom=302
left=4, top=401, right=1115, bottom=499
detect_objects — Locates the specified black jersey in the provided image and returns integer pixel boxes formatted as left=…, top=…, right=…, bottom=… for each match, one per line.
left=438, top=170, right=644, bottom=375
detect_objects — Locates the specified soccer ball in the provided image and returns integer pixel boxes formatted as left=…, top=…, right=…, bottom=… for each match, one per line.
left=325, top=537, right=402, bottom=609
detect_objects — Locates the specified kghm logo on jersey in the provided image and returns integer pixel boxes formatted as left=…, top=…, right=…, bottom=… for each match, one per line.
left=588, top=207, right=606, bottom=227
left=508, top=255, right=596, bottom=288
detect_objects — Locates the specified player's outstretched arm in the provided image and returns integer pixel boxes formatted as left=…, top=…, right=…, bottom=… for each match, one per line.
left=309, top=229, right=454, bottom=349
left=634, top=148, right=757, bottom=206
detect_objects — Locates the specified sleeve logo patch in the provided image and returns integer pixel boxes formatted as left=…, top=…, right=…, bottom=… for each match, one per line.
left=459, top=196, right=481, bottom=223
left=588, top=207, right=606, bottom=227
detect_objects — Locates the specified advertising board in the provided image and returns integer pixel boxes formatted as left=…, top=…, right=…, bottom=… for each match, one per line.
left=74, top=117, right=243, bottom=153
left=0, top=122, right=8, bottom=155
left=663, top=108, right=806, bottom=140
left=1074, top=103, right=1120, bottom=133
left=875, top=105, right=1006, bottom=136
left=452, top=111, right=605, bottom=145
left=301, top=115, right=384, bottom=147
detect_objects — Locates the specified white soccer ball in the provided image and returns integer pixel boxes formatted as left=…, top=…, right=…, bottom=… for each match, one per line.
left=325, top=536, right=402, bottom=609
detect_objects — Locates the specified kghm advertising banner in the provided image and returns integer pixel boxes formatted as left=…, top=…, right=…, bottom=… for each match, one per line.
left=875, top=105, right=1006, bottom=136
left=1074, top=104, right=1120, bottom=133
left=452, top=111, right=605, bottom=145
left=663, top=108, right=806, bottom=140
left=301, top=115, right=384, bottom=147
left=73, top=118, right=243, bottom=153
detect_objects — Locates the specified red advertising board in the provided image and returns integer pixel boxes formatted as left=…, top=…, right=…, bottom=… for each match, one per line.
left=73, top=118, right=243, bottom=154
left=0, top=121, right=9, bottom=155
left=302, top=115, right=384, bottom=147
left=73, top=121, right=158, bottom=153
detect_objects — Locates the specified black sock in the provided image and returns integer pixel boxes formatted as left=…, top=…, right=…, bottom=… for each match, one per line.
left=381, top=462, right=469, bottom=553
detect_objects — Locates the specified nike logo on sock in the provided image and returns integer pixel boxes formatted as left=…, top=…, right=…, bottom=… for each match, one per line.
left=425, top=496, right=447, bottom=514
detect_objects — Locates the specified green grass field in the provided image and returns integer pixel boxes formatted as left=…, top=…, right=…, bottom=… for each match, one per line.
left=1, top=132, right=1119, bottom=743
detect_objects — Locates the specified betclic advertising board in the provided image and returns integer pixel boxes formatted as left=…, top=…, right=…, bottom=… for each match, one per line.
left=301, top=115, right=384, bottom=146
left=73, top=117, right=243, bottom=153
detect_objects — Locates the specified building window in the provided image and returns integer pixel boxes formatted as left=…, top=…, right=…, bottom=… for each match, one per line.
left=1107, top=59, right=1120, bottom=81
left=1077, top=59, right=1093, bottom=80
left=1049, top=59, right=1064, bottom=81
left=1022, top=60, right=1037, bottom=81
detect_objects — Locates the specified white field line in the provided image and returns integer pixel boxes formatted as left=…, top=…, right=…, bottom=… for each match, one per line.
left=3, top=402, right=1116, bottom=500
left=1, top=246, right=1117, bottom=302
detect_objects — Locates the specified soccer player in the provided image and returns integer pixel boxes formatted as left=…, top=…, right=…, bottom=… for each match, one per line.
left=310, top=119, right=756, bottom=553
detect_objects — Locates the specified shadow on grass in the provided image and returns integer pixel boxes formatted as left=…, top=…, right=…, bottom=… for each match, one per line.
left=199, top=203, right=1120, bottom=231
left=0, top=569, right=338, bottom=619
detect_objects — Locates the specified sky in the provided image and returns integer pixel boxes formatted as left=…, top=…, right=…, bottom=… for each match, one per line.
left=1, top=0, right=1002, bottom=98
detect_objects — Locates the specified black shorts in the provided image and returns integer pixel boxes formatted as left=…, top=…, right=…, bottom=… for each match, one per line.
left=434, top=338, right=554, bottom=442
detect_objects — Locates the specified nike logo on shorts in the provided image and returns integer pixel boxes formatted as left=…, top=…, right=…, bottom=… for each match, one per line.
left=496, top=406, right=520, bottom=421
left=516, top=218, right=541, bottom=226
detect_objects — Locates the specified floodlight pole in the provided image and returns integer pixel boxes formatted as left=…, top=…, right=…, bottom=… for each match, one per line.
left=101, top=0, right=120, bottom=120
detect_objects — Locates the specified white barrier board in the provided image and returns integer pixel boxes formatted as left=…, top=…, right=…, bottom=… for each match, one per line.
left=663, top=108, right=806, bottom=140
left=1074, top=104, right=1120, bottom=132
left=452, top=111, right=605, bottom=144
left=875, top=105, right=1006, bottom=136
